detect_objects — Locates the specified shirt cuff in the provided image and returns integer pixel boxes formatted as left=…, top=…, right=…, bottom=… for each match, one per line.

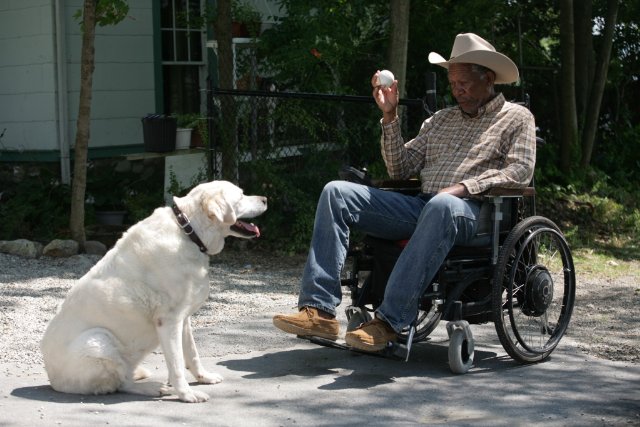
left=461, top=179, right=482, bottom=195
left=380, top=116, right=400, bottom=130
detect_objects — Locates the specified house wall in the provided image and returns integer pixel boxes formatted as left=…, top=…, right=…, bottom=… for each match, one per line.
left=65, top=0, right=156, bottom=150
left=0, top=0, right=156, bottom=159
left=0, top=0, right=59, bottom=153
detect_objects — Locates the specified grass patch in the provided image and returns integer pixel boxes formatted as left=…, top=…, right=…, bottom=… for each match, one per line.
left=571, top=247, right=640, bottom=279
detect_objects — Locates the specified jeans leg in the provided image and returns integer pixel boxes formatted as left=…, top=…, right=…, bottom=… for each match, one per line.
left=376, top=193, right=481, bottom=332
left=298, top=180, right=426, bottom=316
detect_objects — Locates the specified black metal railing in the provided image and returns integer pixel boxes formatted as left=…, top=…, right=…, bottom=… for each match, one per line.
left=205, top=84, right=431, bottom=190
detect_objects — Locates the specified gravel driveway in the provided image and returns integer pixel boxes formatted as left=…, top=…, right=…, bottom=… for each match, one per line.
left=1, top=248, right=638, bottom=369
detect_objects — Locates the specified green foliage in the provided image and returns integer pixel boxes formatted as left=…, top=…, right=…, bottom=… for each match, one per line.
left=258, top=1, right=388, bottom=94
left=166, top=166, right=208, bottom=200
left=238, top=151, right=342, bottom=254
left=73, top=0, right=130, bottom=27
left=0, top=159, right=162, bottom=242
left=537, top=177, right=640, bottom=260
left=85, top=160, right=164, bottom=222
left=0, top=167, right=71, bottom=241
left=178, top=0, right=261, bottom=34
left=174, top=113, right=200, bottom=129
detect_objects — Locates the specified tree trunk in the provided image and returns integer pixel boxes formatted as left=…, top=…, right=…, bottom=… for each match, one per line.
left=69, top=0, right=97, bottom=249
left=387, top=0, right=410, bottom=99
left=580, top=0, right=619, bottom=168
left=213, top=0, right=238, bottom=182
left=559, top=0, right=579, bottom=174
left=574, top=0, right=593, bottom=121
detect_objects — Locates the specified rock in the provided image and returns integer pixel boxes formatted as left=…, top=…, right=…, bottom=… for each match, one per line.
left=84, top=240, right=108, bottom=256
left=0, top=239, right=43, bottom=259
left=43, top=239, right=79, bottom=257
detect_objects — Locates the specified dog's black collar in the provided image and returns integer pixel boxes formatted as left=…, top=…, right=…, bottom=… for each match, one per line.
left=171, top=204, right=208, bottom=253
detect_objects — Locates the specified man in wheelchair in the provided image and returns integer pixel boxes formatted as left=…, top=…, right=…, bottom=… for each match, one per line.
left=273, top=33, right=536, bottom=354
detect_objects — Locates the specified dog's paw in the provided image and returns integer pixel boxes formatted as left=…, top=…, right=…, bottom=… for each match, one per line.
left=178, top=388, right=210, bottom=403
left=196, top=371, right=223, bottom=384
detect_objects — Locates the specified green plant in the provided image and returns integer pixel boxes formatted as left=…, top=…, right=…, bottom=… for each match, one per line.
left=86, top=159, right=166, bottom=219
left=166, top=166, right=208, bottom=200
left=239, top=148, right=342, bottom=254
left=86, top=163, right=130, bottom=211
left=174, top=113, right=200, bottom=129
left=0, top=166, right=71, bottom=241
left=177, top=0, right=261, bottom=35
left=232, top=0, right=261, bottom=36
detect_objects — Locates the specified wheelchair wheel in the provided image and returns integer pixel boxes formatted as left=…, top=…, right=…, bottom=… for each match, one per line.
left=448, top=325, right=474, bottom=374
left=397, top=305, right=441, bottom=344
left=493, top=216, right=576, bottom=363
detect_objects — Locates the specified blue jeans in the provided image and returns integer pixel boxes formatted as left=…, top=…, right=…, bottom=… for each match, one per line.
left=298, top=180, right=482, bottom=333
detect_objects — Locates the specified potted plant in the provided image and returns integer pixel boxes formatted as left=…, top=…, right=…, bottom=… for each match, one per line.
left=174, top=113, right=200, bottom=150
left=191, top=116, right=209, bottom=148
left=89, top=181, right=128, bottom=226
left=231, top=0, right=262, bottom=38
left=86, top=162, right=132, bottom=226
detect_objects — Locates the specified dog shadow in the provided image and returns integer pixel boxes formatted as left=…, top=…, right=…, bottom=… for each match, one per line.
left=219, top=338, right=515, bottom=391
left=10, top=381, right=209, bottom=405
left=11, top=385, right=150, bottom=404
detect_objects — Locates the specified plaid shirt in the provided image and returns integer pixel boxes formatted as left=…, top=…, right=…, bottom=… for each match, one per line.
left=380, top=93, right=536, bottom=195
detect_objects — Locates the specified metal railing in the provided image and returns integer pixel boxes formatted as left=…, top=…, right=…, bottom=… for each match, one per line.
left=205, top=85, right=431, bottom=189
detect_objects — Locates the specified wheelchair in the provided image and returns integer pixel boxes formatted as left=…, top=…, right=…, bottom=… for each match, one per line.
left=335, top=166, right=576, bottom=374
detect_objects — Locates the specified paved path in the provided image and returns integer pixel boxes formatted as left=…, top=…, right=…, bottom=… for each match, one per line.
left=1, top=316, right=638, bottom=426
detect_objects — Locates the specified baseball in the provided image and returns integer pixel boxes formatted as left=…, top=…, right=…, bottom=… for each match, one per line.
left=377, top=69, right=395, bottom=88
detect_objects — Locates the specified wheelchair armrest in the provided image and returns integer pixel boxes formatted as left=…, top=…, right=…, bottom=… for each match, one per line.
left=484, top=187, right=535, bottom=198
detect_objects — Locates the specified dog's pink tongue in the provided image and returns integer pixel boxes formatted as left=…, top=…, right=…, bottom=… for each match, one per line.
left=235, top=220, right=261, bottom=238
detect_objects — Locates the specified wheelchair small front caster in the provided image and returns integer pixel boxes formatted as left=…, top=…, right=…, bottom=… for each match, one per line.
left=446, top=320, right=474, bottom=374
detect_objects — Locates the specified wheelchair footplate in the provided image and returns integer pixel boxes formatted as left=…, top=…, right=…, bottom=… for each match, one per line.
left=298, top=326, right=415, bottom=362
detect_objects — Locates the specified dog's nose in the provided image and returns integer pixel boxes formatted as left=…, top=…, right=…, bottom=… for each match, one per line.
left=260, top=196, right=268, bottom=207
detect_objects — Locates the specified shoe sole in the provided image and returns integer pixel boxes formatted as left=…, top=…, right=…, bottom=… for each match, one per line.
left=273, top=318, right=339, bottom=341
left=344, top=334, right=390, bottom=352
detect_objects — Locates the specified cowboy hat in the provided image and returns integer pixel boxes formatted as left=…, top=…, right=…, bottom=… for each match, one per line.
left=428, top=33, right=519, bottom=84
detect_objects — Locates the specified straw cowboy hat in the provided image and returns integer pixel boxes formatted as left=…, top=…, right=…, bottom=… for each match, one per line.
left=428, top=33, right=519, bottom=84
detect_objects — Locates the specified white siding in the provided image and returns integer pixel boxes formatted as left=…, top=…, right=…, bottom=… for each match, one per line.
left=0, top=0, right=156, bottom=154
left=0, top=0, right=58, bottom=151
left=64, top=0, right=155, bottom=149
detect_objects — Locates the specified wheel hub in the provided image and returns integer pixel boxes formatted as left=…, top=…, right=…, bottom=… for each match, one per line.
left=521, top=266, right=554, bottom=317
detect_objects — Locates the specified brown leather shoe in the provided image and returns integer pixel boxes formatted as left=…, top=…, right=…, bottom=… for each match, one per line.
left=345, top=317, right=396, bottom=351
left=273, top=307, right=340, bottom=341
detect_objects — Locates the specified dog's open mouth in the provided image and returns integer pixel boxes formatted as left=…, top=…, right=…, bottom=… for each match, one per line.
left=231, top=220, right=261, bottom=238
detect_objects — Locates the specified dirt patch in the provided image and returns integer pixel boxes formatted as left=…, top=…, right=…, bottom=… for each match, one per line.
left=569, top=253, right=640, bottom=362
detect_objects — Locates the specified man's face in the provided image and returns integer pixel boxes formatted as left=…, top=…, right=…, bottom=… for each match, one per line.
left=448, top=63, right=495, bottom=116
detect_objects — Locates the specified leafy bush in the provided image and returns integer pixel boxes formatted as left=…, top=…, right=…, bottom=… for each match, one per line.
left=537, top=179, right=639, bottom=258
left=0, top=166, right=71, bottom=241
left=238, top=150, right=342, bottom=254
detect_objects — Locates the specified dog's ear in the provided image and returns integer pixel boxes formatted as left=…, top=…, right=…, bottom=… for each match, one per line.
left=201, top=191, right=237, bottom=225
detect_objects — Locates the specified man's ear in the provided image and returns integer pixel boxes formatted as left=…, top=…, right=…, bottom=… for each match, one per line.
left=486, top=69, right=496, bottom=85
left=201, top=191, right=237, bottom=225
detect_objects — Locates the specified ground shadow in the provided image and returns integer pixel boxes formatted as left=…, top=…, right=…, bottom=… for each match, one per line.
left=10, top=381, right=211, bottom=405
left=218, top=339, right=511, bottom=391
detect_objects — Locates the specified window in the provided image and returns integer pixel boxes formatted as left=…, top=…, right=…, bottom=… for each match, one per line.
left=160, top=0, right=205, bottom=115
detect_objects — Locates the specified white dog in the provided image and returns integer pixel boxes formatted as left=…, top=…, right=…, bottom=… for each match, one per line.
left=41, top=180, right=267, bottom=402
